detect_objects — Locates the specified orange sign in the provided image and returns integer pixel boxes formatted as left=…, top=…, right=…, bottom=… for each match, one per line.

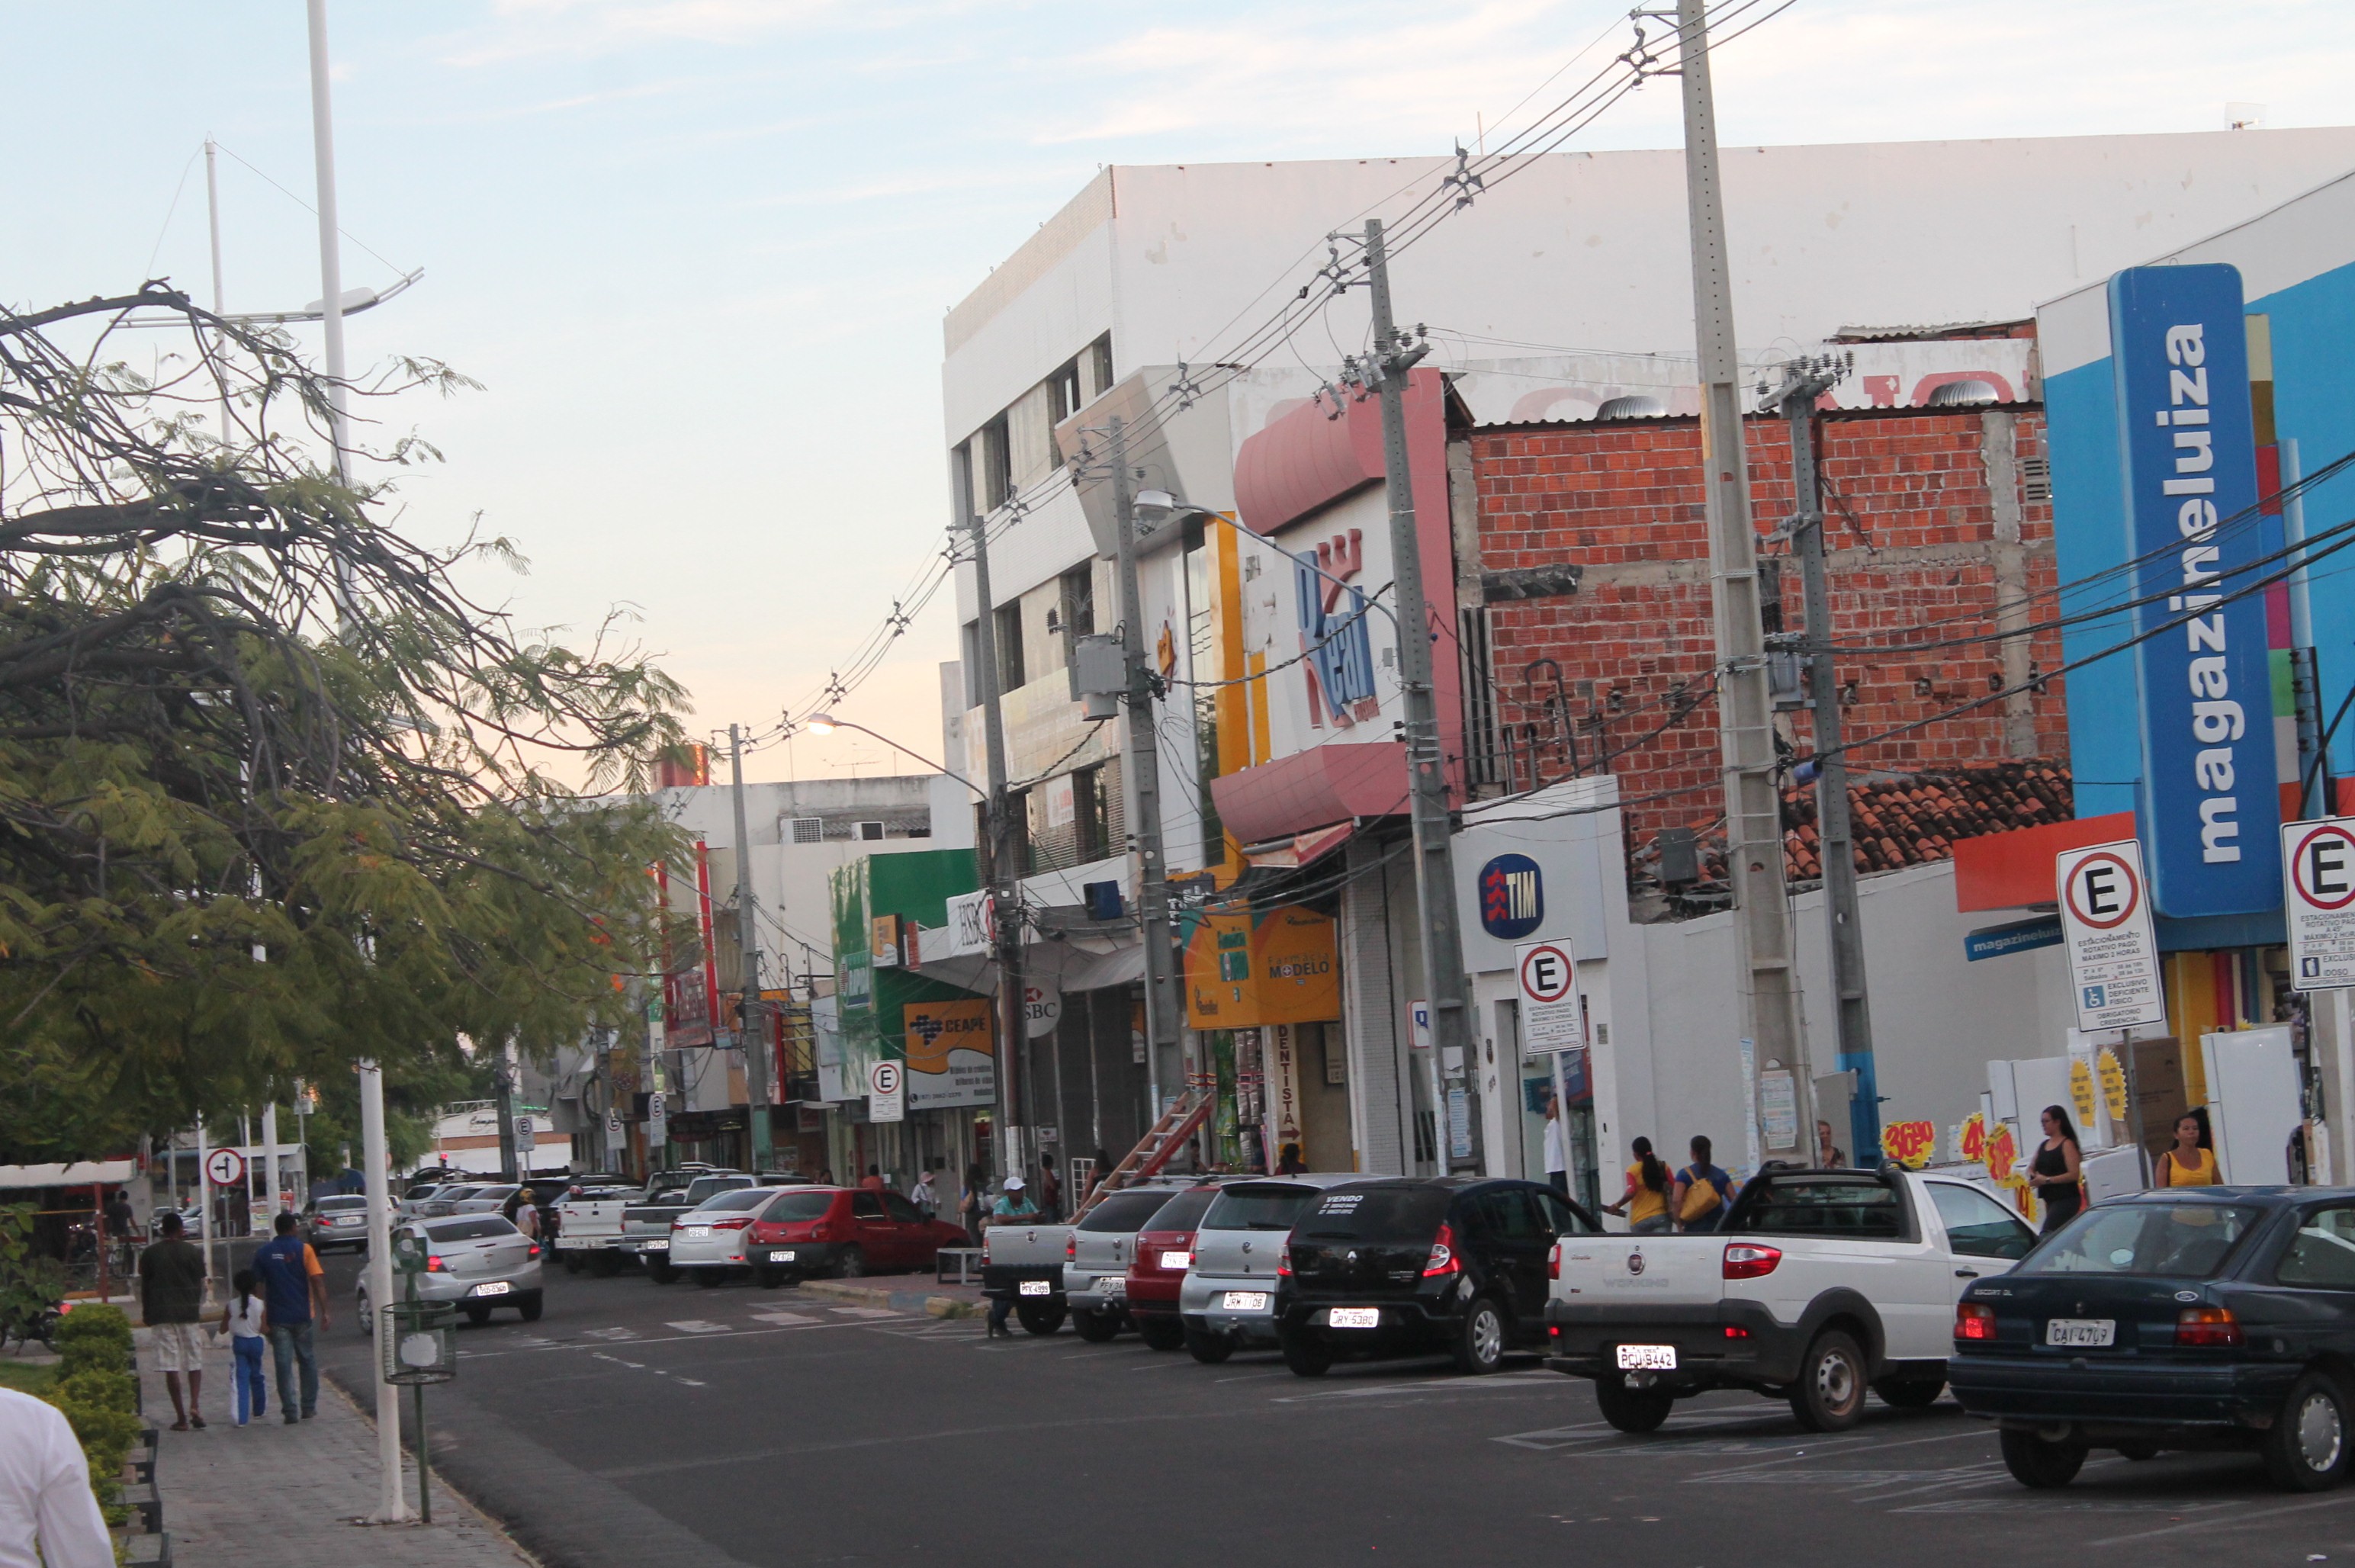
left=1984, top=1122, right=2019, bottom=1185
left=1959, top=1112, right=1987, bottom=1164
left=1184, top=906, right=1340, bottom=1029
left=1879, top=1120, right=1936, bottom=1169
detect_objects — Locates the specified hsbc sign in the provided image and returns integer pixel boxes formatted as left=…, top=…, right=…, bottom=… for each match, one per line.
left=2284, top=818, right=2355, bottom=991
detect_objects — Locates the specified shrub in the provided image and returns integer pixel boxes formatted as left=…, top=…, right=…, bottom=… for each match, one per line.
left=47, top=1306, right=140, bottom=1525
left=55, top=1301, right=133, bottom=1377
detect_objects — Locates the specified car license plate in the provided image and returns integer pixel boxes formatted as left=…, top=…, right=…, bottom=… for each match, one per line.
left=2045, top=1318, right=2116, bottom=1348
left=684, top=1226, right=711, bottom=1239
left=1020, top=1280, right=1052, bottom=1296
left=642, top=1239, right=669, bottom=1251
left=1160, top=1251, right=1190, bottom=1270
left=472, top=1281, right=512, bottom=1297
left=1221, top=1291, right=1269, bottom=1313
left=1329, top=1307, right=1380, bottom=1330
left=766, top=1249, right=795, bottom=1263
left=1617, top=1344, right=1678, bottom=1371
left=1097, top=1277, right=1125, bottom=1296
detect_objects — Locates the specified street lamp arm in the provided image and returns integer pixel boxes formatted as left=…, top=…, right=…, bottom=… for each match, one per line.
left=802, top=715, right=988, bottom=800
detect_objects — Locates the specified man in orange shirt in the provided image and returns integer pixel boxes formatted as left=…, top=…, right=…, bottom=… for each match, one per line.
left=250, top=1211, right=329, bottom=1422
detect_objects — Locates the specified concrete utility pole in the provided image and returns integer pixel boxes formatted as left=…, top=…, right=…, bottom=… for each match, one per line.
left=1673, top=0, right=1815, bottom=1165
left=1775, top=358, right=1877, bottom=1163
left=728, top=724, right=778, bottom=1172
left=357, top=1060, right=411, bottom=1522
left=964, top=509, right=1025, bottom=1184
left=1359, top=219, right=1483, bottom=1174
left=1105, top=416, right=1186, bottom=1121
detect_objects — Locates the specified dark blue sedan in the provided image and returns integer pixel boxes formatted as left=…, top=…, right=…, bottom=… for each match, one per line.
left=1949, top=1187, right=2355, bottom=1492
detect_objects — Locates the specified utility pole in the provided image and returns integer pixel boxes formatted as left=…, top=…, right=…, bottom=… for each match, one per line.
left=1105, top=416, right=1186, bottom=1120
left=357, top=1060, right=410, bottom=1523
left=1774, top=356, right=1877, bottom=1164
left=1672, top=0, right=1814, bottom=1165
left=304, top=0, right=358, bottom=614
left=964, top=509, right=1025, bottom=1184
left=1359, top=220, right=1483, bottom=1173
left=728, top=724, right=778, bottom=1172
left=493, top=1040, right=519, bottom=1182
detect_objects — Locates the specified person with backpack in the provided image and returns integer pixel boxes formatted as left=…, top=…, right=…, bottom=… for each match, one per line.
left=1673, top=1136, right=1734, bottom=1233
left=1602, top=1137, right=1673, bottom=1234
left=218, top=1268, right=268, bottom=1426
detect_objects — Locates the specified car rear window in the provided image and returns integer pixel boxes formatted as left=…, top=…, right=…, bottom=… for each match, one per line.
left=1139, top=1188, right=1221, bottom=1232
left=2021, top=1201, right=2263, bottom=1277
left=425, top=1217, right=517, bottom=1242
left=763, top=1192, right=835, bottom=1222
left=1294, top=1187, right=1452, bottom=1243
left=696, top=1189, right=778, bottom=1214
left=1201, top=1184, right=1321, bottom=1232
left=684, top=1176, right=752, bottom=1203
left=1729, top=1177, right=1905, bottom=1239
left=1078, top=1191, right=1180, bottom=1232
left=317, top=1197, right=367, bottom=1211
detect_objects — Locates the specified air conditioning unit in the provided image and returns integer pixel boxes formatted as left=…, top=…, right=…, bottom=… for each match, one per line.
left=789, top=818, right=825, bottom=845
left=857, top=821, right=886, bottom=841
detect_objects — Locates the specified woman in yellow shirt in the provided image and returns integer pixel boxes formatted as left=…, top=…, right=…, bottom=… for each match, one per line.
left=1604, top=1137, right=1674, bottom=1234
left=2156, top=1110, right=2219, bottom=1187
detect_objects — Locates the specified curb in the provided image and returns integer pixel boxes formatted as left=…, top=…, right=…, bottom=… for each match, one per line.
left=794, top=1280, right=981, bottom=1319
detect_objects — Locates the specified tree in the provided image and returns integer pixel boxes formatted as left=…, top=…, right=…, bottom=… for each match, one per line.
left=0, top=284, right=696, bottom=1162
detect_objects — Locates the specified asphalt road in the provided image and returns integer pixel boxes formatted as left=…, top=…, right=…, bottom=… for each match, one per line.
left=309, top=1251, right=2355, bottom=1568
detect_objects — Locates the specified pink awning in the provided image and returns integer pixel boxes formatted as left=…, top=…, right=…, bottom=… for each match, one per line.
left=1210, top=742, right=1409, bottom=846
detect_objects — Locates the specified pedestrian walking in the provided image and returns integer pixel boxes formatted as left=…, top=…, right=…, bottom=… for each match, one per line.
left=0, top=1383, right=113, bottom=1567
left=959, top=1163, right=988, bottom=1247
left=102, top=1187, right=136, bottom=1277
left=502, top=1186, right=541, bottom=1241
left=1037, top=1152, right=1062, bottom=1221
left=137, top=1210, right=208, bottom=1431
left=2155, top=1109, right=2218, bottom=1187
left=1816, top=1119, right=1846, bottom=1169
left=909, top=1163, right=940, bottom=1219
left=219, top=1268, right=269, bottom=1426
left=2028, top=1104, right=2087, bottom=1232
left=250, top=1210, right=329, bottom=1423
left=1084, top=1146, right=1113, bottom=1207
left=1602, top=1138, right=1672, bottom=1234
left=1541, top=1089, right=1569, bottom=1197
left=1672, top=1136, right=1733, bottom=1233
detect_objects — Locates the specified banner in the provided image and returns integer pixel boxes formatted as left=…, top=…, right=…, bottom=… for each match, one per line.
left=1184, top=905, right=1340, bottom=1028
left=901, top=998, right=995, bottom=1110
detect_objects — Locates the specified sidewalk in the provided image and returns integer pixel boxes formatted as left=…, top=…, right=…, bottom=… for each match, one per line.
left=795, top=1274, right=983, bottom=1317
left=134, top=1329, right=535, bottom=1568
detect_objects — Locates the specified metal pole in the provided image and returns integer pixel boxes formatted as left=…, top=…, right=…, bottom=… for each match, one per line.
left=194, top=1117, right=216, bottom=1300
left=1779, top=366, right=1876, bottom=1162
left=729, top=724, right=777, bottom=1171
left=1675, top=0, right=1814, bottom=1165
left=262, top=1102, right=281, bottom=1218
left=1361, top=219, right=1484, bottom=1172
left=413, top=1382, right=431, bottom=1524
left=964, top=509, right=1023, bottom=1183
left=358, top=1061, right=412, bottom=1521
left=203, top=138, right=232, bottom=448
left=304, top=0, right=358, bottom=612
left=1108, top=416, right=1185, bottom=1119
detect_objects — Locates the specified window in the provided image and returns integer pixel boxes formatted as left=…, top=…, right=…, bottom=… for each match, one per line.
left=1139, top=1187, right=1220, bottom=1232
left=1200, top=1184, right=1321, bottom=1232
left=697, top=1188, right=777, bottom=1214
left=857, top=821, right=885, bottom=842
left=424, top=1217, right=517, bottom=1242
left=1087, top=333, right=1113, bottom=400
left=978, top=414, right=1012, bottom=511
left=1048, top=358, right=1084, bottom=424
left=2277, top=1208, right=2355, bottom=1288
left=882, top=1194, right=925, bottom=1224
left=949, top=441, right=975, bottom=522
left=790, top=818, right=824, bottom=845
left=2021, top=1202, right=2263, bottom=1277
left=1929, top=1182, right=2035, bottom=1261
left=850, top=1192, right=887, bottom=1219
left=993, top=602, right=1025, bottom=693
left=1295, top=1186, right=1451, bottom=1244
left=1077, top=1191, right=1176, bottom=1232
left=1072, top=763, right=1107, bottom=863
left=1478, top=1190, right=1542, bottom=1242
left=1537, top=1190, right=1597, bottom=1237
left=762, top=1191, right=834, bottom=1223
left=1729, top=1175, right=1906, bottom=1240
left=961, top=620, right=982, bottom=706
left=1059, top=564, right=1096, bottom=644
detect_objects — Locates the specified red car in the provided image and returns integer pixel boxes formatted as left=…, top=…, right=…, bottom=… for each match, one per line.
left=1123, top=1184, right=1228, bottom=1351
left=743, top=1187, right=966, bottom=1285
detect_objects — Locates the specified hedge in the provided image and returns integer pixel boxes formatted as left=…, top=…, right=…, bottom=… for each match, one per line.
left=47, top=1303, right=138, bottom=1523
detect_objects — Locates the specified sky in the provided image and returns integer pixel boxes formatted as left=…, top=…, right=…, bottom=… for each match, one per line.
left=11, top=1, right=2355, bottom=783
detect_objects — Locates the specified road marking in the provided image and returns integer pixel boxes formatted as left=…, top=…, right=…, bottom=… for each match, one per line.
left=674, top=1378, right=707, bottom=1387
left=827, top=1306, right=899, bottom=1319
left=590, top=1353, right=646, bottom=1370
left=749, top=1311, right=818, bottom=1325
left=665, top=1320, right=729, bottom=1334
left=2086, top=1489, right=2355, bottom=1544
left=581, top=1327, right=638, bottom=1341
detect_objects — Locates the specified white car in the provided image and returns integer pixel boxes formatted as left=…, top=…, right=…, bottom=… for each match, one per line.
left=668, top=1187, right=805, bottom=1284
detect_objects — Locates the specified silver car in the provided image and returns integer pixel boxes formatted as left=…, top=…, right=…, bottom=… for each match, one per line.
left=355, top=1213, right=545, bottom=1330
left=667, top=1187, right=818, bottom=1282
left=1178, top=1173, right=1363, bottom=1362
left=1062, top=1179, right=1206, bottom=1341
left=450, top=1184, right=522, bottom=1216
left=302, top=1194, right=372, bottom=1255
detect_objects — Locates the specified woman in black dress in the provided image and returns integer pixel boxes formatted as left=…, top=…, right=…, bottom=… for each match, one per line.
left=2026, top=1104, right=2084, bottom=1235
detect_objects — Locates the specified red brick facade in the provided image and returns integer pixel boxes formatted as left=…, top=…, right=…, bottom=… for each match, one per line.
left=1467, top=406, right=2069, bottom=876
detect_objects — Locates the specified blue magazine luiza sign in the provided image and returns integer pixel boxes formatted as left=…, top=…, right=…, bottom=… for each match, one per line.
left=2108, top=263, right=2280, bottom=917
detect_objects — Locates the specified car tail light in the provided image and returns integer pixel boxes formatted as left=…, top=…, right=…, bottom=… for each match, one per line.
left=527, top=1243, right=541, bottom=1258
left=1277, top=1249, right=1292, bottom=1277
left=1423, top=1223, right=1460, bottom=1277
left=1548, top=1242, right=1561, bottom=1280
left=1724, top=1324, right=1751, bottom=1339
left=981, top=1235, right=991, bottom=1263
left=1722, top=1243, right=1782, bottom=1280
left=1065, top=1235, right=1077, bottom=1262
left=712, top=1217, right=753, bottom=1232
left=1954, top=1302, right=1997, bottom=1341
left=2176, top=1306, right=2242, bottom=1348
left=425, top=1255, right=447, bottom=1273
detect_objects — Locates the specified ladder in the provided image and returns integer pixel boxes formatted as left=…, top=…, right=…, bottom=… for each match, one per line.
left=1071, top=1086, right=1216, bottom=1219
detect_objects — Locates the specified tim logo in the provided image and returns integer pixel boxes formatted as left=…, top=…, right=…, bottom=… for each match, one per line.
left=1478, top=854, right=1544, bottom=940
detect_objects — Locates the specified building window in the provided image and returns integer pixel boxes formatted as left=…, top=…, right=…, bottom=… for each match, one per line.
left=1073, top=763, right=1109, bottom=863
left=858, top=821, right=886, bottom=841
left=1054, top=564, right=1095, bottom=670
left=979, top=413, right=1013, bottom=511
left=1182, top=514, right=1225, bottom=860
left=949, top=441, right=975, bottom=523
left=1049, top=358, right=1083, bottom=425
left=994, top=601, right=1026, bottom=693
left=1087, top=333, right=1113, bottom=400
left=790, top=817, right=825, bottom=845
left=961, top=619, right=982, bottom=706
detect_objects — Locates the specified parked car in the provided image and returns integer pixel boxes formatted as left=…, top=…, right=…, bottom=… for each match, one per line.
left=735, top=1187, right=967, bottom=1284
left=413, top=1183, right=490, bottom=1219
left=450, top=1183, right=524, bottom=1216
left=1949, top=1187, right=2355, bottom=1492
left=552, top=1177, right=656, bottom=1274
left=1546, top=1165, right=2036, bottom=1432
left=1123, top=1184, right=1231, bottom=1351
left=301, top=1194, right=371, bottom=1255
left=982, top=1214, right=1078, bottom=1335
left=626, top=1173, right=808, bottom=1281
left=1066, top=1180, right=1219, bottom=1343
left=668, top=1187, right=805, bottom=1285
left=1178, top=1173, right=1362, bottom=1363
left=1281, top=1177, right=1598, bottom=1379
left=355, top=1213, right=545, bottom=1330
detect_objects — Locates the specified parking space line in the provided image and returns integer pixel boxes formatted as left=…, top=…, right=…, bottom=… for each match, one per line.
left=665, top=1320, right=729, bottom=1334
left=2086, top=1489, right=2355, bottom=1545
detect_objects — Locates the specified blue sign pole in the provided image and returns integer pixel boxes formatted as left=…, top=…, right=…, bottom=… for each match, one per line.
left=2108, top=264, right=2282, bottom=917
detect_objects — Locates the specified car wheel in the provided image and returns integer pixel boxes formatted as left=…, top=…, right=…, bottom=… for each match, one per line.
left=517, top=1292, right=544, bottom=1323
left=1073, top=1309, right=1121, bottom=1343
left=1184, top=1324, right=1234, bottom=1364
left=837, top=1246, right=866, bottom=1279
left=1595, top=1377, right=1675, bottom=1434
left=646, top=1260, right=680, bottom=1284
left=1137, top=1316, right=1187, bottom=1353
left=2115, top=1441, right=2161, bottom=1461
left=1451, top=1296, right=1508, bottom=1376
left=1280, top=1329, right=1333, bottom=1378
left=2000, top=1426, right=2088, bottom=1489
left=2265, top=1370, right=2353, bottom=1492
left=356, top=1294, right=373, bottom=1336
left=463, top=1303, right=493, bottom=1326
left=692, top=1268, right=724, bottom=1289
left=1870, top=1372, right=1946, bottom=1409
left=1788, top=1329, right=1868, bottom=1433
left=1014, top=1300, right=1066, bottom=1336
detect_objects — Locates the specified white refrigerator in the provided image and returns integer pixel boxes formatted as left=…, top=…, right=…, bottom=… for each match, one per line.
left=2200, top=1025, right=2305, bottom=1185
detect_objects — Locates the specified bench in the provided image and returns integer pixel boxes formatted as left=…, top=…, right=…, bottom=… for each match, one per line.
left=121, top=1477, right=162, bottom=1534
left=124, top=1528, right=172, bottom=1566
left=130, top=1428, right=159, bottom=1483
left=936, top=1248, right=983, bottom=1285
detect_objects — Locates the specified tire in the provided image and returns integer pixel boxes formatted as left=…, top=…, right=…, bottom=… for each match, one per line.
left=1871, top=1372, right=1946, bottom=1409
left=2115, top=1441, right=2161, bottom=1462
left=2264, top=1370, right=2353, bottom=1492
left=837, top=1247, right=866, bottom=1280
left=1015, top=1300, right=1066, bottom=1337
left=1595, top=1378, right=1675, bottom=1435
left=1451, top=1296, right=1508, bottom=1376
left=1137, top=1316, right=1187, bottom=1353
left=1073, top=1309, right=1121, bottom=1343
left=645, top=1259, right=680, bottom=1285
left=692, top=1268, right=724, bottom=1289
left=356, top=1295, right=374, bottom=1336
left=1184, top=1324, right=1234, bottom=1364
left=518, top=1292, right=544, bottom=1323
left=463, top=1303, right=492, bottom=1326
left=1788, top=1329, right=1868, bottom=1433
left=1280, top=1329, right=1333, bottom=1377
left=2000, top=1427, right=2088, bottom=1489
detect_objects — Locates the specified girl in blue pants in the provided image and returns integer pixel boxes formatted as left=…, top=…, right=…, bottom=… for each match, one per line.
left=221, top=1268, right=269, bottom=1425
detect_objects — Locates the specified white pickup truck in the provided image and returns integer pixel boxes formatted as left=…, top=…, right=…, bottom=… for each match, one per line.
left=1546, top=1165, right=2039, bottom=1434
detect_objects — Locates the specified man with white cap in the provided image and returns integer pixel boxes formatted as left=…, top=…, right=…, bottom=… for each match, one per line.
left=983, top=1176, right=1041, bottom=1338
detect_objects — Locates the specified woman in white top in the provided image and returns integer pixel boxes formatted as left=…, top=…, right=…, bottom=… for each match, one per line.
left=220, top=1268, right=269, bottom=1426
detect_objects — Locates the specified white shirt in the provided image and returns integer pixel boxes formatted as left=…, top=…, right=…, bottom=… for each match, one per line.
left=0, top=1386, right=111, bottom=1568
left=1543, top=1115, right=1567, bottom=1174
left=227, top=1294, right=267, bottom=1340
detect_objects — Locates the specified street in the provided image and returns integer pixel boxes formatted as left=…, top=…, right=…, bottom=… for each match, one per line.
left=308, top=1253, right=2355, bottom=1567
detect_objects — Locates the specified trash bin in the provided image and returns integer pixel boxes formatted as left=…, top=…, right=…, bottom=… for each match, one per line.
left=381, top=1300, right=458, bottom=1386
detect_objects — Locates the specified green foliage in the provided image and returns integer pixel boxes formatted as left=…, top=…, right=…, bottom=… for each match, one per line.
left=45, top=1317, right=139, bottom=1517
left=0, top=1203, right=66, bottom=1341
left=55, top=1300, right=133, bottom=1374
left=0, top=1359, right=56, bottom=1396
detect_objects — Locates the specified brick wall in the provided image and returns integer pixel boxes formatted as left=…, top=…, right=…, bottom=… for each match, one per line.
left=1468, top=408, right=2068, bottom=866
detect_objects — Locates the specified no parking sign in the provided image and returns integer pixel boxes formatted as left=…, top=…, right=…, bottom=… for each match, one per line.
left=869, top=1059, right=905, bottom=1123
left=2284, top=817, right=2355, bottom=991
left=1515, top=939, right=1585, bottom=1056
left=2056, top=840, right=2166, bottom=1033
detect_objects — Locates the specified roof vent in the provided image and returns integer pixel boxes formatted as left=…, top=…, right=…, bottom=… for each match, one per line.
left=789, top=817, right=824, bottom=845
left=1926, top=378, right=2001, bottom=407
left=1595, top=394, right=1669, bottom=420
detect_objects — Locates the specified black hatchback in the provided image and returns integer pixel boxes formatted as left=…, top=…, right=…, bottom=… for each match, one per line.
left=1277, top=1177, right=1598, bottom=1377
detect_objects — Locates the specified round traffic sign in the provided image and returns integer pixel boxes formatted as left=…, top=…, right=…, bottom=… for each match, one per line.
left=870, top=1060, right=902, bottom=1097
left=2064, top=850, right=2141, bottom=931
left=1518, top=942, right=1575, bottom=1004
left=205, top=1148, right=246, bottom=1187
left=2289, top=823, right=2355, bottom=912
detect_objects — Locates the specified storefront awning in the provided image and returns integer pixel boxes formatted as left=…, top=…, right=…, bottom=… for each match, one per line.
left=1241, top=821, right=1356, bottom=871
left=0, top=1160, right=136, bottom=1190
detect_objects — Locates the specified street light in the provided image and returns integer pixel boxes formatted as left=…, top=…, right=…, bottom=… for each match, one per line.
left=801, top=714, right=988, bottom=799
